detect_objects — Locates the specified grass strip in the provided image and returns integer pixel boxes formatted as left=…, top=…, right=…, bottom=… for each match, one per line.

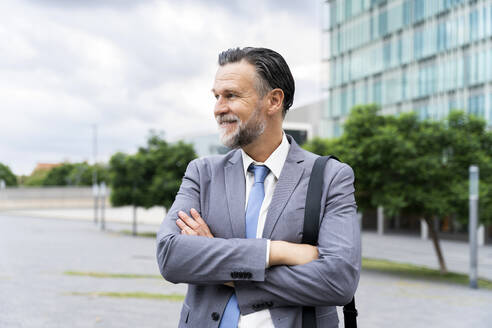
left=119, top=230, right=157, bottom=238
left=64, top=271, right=162, bottom=280
left=69, top=291, right=184, bottom=301
left=362, top=257, right=492, bottom=290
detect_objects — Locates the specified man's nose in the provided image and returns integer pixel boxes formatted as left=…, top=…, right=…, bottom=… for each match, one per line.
left=214, top=96, right=229, bottom=116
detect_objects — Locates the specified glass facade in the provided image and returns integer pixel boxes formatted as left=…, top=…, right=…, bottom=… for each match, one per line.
left=323, top=0, right=492, bottom=137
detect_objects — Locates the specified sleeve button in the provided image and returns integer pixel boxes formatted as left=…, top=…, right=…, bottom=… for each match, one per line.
left=211, top=312, right=220, bottom=321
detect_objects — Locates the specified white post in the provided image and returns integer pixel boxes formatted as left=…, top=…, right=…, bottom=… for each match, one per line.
left=377, top=206, right=384, bottom=235
left=0, top=180, right=5, bottom=203
left=92, top=184, right=99, bottom=224
left=421, top=218, right=429, bottom=240
left=99, top=182, right=107, bottom=231
left=478, top=225, right=485, bottom=246
left=469, top=165, right=479, bottom=289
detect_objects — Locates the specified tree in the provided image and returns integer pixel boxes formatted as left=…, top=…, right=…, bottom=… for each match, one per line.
left=67, top=163, right=109, bottom=186
left=0, top=163, right=17, bottom=186
left=303, top=105, right=492, bottom=273
left=109, top=132, right=197, bottom=235
left=42, top=163, right=75, bottom=186
left=22, top=169, right=50, bottom=186
left=147, top=139, right=197, bottom=209
left=24, top=162, right=109, bottom=186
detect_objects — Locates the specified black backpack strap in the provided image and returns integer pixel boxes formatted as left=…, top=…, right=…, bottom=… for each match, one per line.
left=301, top=156, right=334, bottom=246
left=343, top=297, right=358, bottom=328
left=302, top=155, right=357, bottom=328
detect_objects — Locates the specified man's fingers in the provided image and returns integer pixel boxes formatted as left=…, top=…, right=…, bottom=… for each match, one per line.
left=176, top=218, right=187, bottom=230
left=176, top=209, right=214, bottom=238
left=176, top=219, right=194, bottom=235
left=177, top=220, right=197, bottom=236
left=178, top=211, right=200, bottom=229
left=190, top=208, right=210, bottom=229
left=190, top=208, right=214, bottom=238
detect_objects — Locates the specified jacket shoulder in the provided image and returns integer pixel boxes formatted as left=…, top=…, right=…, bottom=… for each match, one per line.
left=187, top=149, right=240, bottom=172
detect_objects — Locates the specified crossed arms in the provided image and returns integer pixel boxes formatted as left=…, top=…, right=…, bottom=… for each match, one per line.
left=156, top=159, right=360, bottom=314
left=176, top=208, right=319, bottom=268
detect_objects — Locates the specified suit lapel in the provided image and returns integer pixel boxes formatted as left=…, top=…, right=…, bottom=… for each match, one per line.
left=262, top=137, right=305, bottom=239
left=224, top=151, right=246, bottom=238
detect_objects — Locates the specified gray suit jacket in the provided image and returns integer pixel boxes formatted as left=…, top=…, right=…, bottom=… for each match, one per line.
left=156, top=135, right=361, bottom=328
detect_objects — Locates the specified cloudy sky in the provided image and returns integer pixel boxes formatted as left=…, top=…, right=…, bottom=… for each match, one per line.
left=0, top=0, right=323, bottom=175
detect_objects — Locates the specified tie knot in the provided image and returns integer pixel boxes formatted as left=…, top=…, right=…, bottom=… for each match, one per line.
left=248, top=164, right=270, bottom=183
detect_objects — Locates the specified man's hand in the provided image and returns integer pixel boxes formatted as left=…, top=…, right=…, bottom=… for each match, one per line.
left=269, top=241, right=318, bottom=267
left=177, top=209, right=235, bottom=287
left=176, top=208, right=214, bottom=238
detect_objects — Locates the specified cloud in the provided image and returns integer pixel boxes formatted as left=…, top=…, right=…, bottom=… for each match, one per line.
left=0, top=0, right=321, bottom=175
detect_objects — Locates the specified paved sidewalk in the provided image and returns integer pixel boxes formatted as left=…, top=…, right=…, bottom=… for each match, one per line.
left=3, top=206, right=166, bottom=225
left=1, top=214, right=491, bottom=328
left=362, top=232, right=492, bottom=280
left=6, top=207, right=492, bottom=280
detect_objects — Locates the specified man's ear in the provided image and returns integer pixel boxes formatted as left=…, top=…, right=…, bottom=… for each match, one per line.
left=266, top=88, right=284, bottom=116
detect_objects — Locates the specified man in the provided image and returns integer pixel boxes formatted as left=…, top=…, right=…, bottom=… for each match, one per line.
left=156, top=47, right=360, bottom=328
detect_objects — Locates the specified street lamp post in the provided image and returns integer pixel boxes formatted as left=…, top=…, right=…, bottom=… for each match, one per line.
left=92, top=124, right=98, bottom=224
left=469, top=165, right=479, bottom=289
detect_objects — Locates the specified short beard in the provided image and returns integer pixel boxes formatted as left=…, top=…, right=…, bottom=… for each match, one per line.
left=216, top=106, right=265, bottom=149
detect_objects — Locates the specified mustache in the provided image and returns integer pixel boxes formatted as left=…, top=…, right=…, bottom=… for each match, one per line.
left=216, top=114, right=240, bottom=124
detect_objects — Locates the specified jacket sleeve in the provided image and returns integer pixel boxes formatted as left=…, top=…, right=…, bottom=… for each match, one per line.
left=156, top=159, right=268, bottom=284
left=234, top=163, right=361, bottom=315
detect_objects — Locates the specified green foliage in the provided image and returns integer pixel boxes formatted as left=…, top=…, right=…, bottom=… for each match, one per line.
left=42, top=163, right=76, bottom=186
left=0, top=163, right=17, bottom=186
left=41, top=162, right=109, bottom=186
left=66, top=163, right=109, bottom=186
left=109, top=132, right=197, bottom=209
left=303, top=105, right=492, bottom=225
left=20, top=163, right=109, bottom=186
left=21, top=169, right=50, bottom=186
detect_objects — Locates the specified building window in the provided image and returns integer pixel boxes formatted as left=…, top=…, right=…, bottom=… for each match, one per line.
left=388, top=3, right=403, bottom=33
left=437, top=21, right=447, bottom=52
left=379, top=10, right=388, bottom=37
left=468, top=94, right=485, bottom=118
left=402, top=70, right=407, bottom=100
left=373, top=78, right=382, bottom=105
left=383, top=40, right=391, bottom=69
left=470, top=9, right=479, bottom=42
left=333, top=121, right=342, bottom=138
left=403, top=0, right=411, bottom=27
left=413, top=0, right=425, bottom=24
left=345, top=0, right=352, bottom=20
left=414, top=28, right=424, bottom=59
left=416, top=105, right=429, bottom=120
left=284, top=129, right=308, bottom=145
left=330, top=1, right=337, bottom=28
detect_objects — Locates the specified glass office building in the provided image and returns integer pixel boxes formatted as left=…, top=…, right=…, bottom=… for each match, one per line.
left=322, top=0, right=492, bottom=137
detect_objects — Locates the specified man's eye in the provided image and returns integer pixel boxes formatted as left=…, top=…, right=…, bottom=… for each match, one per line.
left=214, top=94, right=219, bottom=100
left=226, top=93, right=236, bottom=98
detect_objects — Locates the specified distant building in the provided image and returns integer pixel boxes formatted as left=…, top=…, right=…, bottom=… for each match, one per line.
left=283, top=100, right=326, bottom=144
left=322, top=0, right=492, bottom=137
left=32, top=163, right=62, bottom=174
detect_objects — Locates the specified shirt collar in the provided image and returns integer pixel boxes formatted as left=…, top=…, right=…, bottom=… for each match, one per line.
left=241, top=133, right=290, bottom=180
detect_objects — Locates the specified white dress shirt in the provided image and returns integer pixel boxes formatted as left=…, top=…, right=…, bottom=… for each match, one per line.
left=237, top=133, right=290, bottom=328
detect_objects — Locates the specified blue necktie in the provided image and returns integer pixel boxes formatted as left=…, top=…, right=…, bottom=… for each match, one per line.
left=219, top=164, right=270, bottom=327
